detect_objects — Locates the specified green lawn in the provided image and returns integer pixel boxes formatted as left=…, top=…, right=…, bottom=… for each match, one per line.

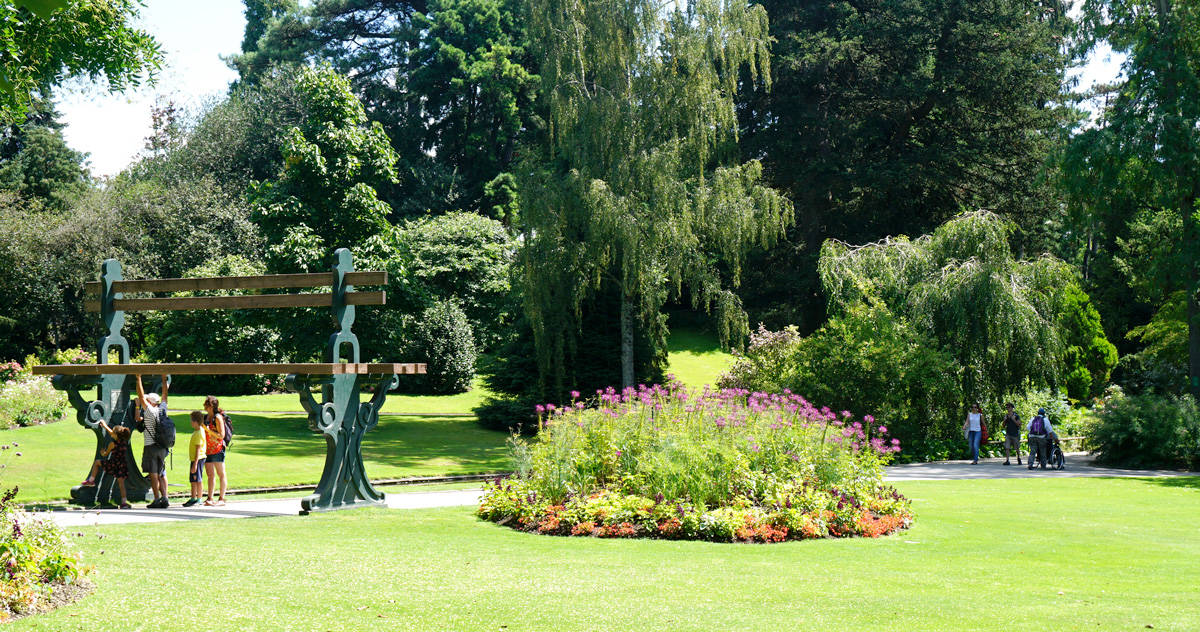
left=664, top=327, right=733, bottom=388
left=167, top=377, right=488, bottom=414
left=7, top=328, right=732, bottom=503
left=5, top=413, right=509, bottom=502
left=13, top=477, right=1199, bottom=631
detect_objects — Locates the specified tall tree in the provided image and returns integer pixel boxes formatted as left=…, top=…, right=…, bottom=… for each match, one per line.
left=248, top=65, right=398, bottom=273
left=1074, top=0, right=1200, bottom=398
left=0, top=0, right=161, bottom=123
left=229, top=0, right=537, bottom=218
left=819, top=210, right=1081, bottom=406
left=739, top=0, right=1072, bottom=331
left=0, top=99, right=88, bottom=210
left=518, top=0, right=792, bottom=390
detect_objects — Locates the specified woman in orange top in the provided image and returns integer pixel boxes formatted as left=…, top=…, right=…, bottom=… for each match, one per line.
left=202, top=395, right=229, bottom=506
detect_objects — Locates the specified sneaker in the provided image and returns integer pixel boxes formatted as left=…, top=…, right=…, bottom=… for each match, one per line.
left=147, top=498, right=167, bottom=509
left=1017, top=459, right=1023, bottom=465
left=119, top=502, right=131, bottom=509
left=182, top=498, right=199, bottom=508
left=80, top=479, right=95, bottom=487
left=1002, top=461, right=1010, bottom=465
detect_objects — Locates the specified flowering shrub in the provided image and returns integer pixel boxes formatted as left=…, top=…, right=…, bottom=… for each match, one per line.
left=0, top=376, right=68, bottom=429
left=478, top=380, right=912, bottom=542
left=0, top=446, right=91, bottom=621
left=0, top=364, right=20, bottom=385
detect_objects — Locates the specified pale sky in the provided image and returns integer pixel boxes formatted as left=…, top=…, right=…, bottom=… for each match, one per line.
left=55, top=1, right=1124, bottom=179
left=55, top=0, right=246, bottom=178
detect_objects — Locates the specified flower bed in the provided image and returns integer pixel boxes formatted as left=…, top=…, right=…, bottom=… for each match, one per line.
left=0, top=371, right=69, bottom=430
left=477, top=381, right=912, bottom=542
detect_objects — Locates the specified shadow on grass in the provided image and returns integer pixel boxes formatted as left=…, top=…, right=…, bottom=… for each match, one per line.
left=201, top=412, right=510, bottom=474
left=666, top=327, right=723, bottom=354
left=1136, top=475, right=1200, bottom=491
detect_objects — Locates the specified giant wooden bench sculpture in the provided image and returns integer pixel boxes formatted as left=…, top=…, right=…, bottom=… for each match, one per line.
left=33, top=248, right=425, bottom=514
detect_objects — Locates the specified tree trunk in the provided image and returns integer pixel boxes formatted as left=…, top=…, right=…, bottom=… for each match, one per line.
left=620, top=292, right=635, bottom=389
left=1186, top=194, right=1200, bottom=399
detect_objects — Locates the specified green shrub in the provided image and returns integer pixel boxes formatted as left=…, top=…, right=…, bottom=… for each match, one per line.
left=478, top=383, right=912, bottom=542
left=402, top=300, right=477, bottom=394
left=1058, top=285, right=1118, bottom=399
left=142, top=256, right=286, bottom=395
left=474, top=396, right=537, bottom=433
left=719, top=305, right=962, bottom=462
left=1091, top=393, right=1200, bottom=470
left=395, top=212, right=515, bottom=351
left=0, top=376, right=68, bottom=429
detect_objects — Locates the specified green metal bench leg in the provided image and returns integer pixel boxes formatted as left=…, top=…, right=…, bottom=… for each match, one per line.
left=53, top=374, right=154, bottom=506
left=288, top=373, right=397, bottom=514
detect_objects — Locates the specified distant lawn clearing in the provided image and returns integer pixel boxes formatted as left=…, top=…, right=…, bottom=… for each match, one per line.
left=14, top=477, right=1200, bottom=631
left=6, top=413, right=509, bottom=503
left=664, top=327, right=733, bottom=388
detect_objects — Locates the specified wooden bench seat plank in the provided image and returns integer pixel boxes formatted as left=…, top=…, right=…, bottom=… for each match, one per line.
left=33, top=362, right=425, bottom=376
left=84, top=290, right=386, bottom=313
left=366, top=363, right=427, bottom=375
left=83, top=270, right=387, bottom=295
left=36, top=363, right=363, bottom=376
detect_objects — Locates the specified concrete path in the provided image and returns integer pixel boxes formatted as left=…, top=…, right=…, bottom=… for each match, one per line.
left=33, top=453, right=1197, bottom=528
left=38, top=489, right=486, bottom=528
left=885, top=452, right=1198, bottom=481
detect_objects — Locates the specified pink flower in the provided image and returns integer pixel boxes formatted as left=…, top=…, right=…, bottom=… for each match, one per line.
left=877, top=426, right=887, bottom=434
left=571, top=390, right=580, bottom=399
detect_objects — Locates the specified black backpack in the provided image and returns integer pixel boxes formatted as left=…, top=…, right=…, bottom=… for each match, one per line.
left=221, top=413, right=234, bottom=449
left=153, top=407, right=176, bottom=449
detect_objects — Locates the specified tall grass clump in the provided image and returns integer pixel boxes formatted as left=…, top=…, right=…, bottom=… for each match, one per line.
left=478, top=380, right=912, bottom=542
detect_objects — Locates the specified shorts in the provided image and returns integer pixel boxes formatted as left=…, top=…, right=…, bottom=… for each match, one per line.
left=141, top=445, right=167, bottom=475
left=206, top=450, right=225, bottom=464
left=189, top=458, right=206, bottom=483
left=1005, top=434, right=1021, bottom=449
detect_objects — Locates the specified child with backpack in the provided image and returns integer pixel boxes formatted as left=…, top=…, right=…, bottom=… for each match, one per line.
left=183, top=411, right=207, bottom=507
left=1027, top=408, right=1055, bottom=470
left=135, top=375, right=174, bottom=509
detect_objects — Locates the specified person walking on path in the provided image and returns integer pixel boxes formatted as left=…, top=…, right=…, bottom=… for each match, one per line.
left=1003, top=403, right=1023, bottom=466
left=135, top=375, right=170, bottom=509
left=1027, top=408, right=1055, bottom=470
left=963, top=404, right=985, bottom=464
left=202, top=395, right=229, bottom=506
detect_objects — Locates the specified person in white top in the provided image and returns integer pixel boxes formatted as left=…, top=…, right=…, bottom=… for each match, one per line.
left=962, top=403, right=984, bottom=465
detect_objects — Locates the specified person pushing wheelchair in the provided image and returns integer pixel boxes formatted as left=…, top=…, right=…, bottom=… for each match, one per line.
left=1026, top=408, right=1057, bottom=470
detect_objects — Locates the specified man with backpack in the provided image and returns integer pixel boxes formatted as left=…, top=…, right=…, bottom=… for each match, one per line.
left=136, top=374, right=175, bottom=508
left=1027, top=407, right=1055, bottom=470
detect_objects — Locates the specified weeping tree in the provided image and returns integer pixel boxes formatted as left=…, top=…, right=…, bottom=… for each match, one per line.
left=518, top=0, right=793, bottom=391
left=819, top=210, right=1081, bottom=407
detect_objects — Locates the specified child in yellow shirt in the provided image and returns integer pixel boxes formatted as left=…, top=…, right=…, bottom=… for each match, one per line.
left=183, top=411, right=207, bottom=507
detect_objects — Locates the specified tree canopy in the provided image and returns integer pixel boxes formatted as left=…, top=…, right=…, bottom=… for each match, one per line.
left=819, top=211, right=1078, bottom=406
left=0, top=0, right=161, bottom=122
left=517, top=0, right=792, bottom=391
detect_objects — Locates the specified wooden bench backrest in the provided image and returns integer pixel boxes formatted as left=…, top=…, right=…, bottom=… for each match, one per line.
left=82, top=270, right=387, bottom=312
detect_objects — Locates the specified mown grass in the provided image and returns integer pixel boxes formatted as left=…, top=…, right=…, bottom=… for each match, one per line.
left=664, top=327, right=733, bottom=389
left=12, top=477, right=1200, bottom=631
left=6, top=328, right=733, bottom=503
left=4, top=414, right=509, bottom=503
